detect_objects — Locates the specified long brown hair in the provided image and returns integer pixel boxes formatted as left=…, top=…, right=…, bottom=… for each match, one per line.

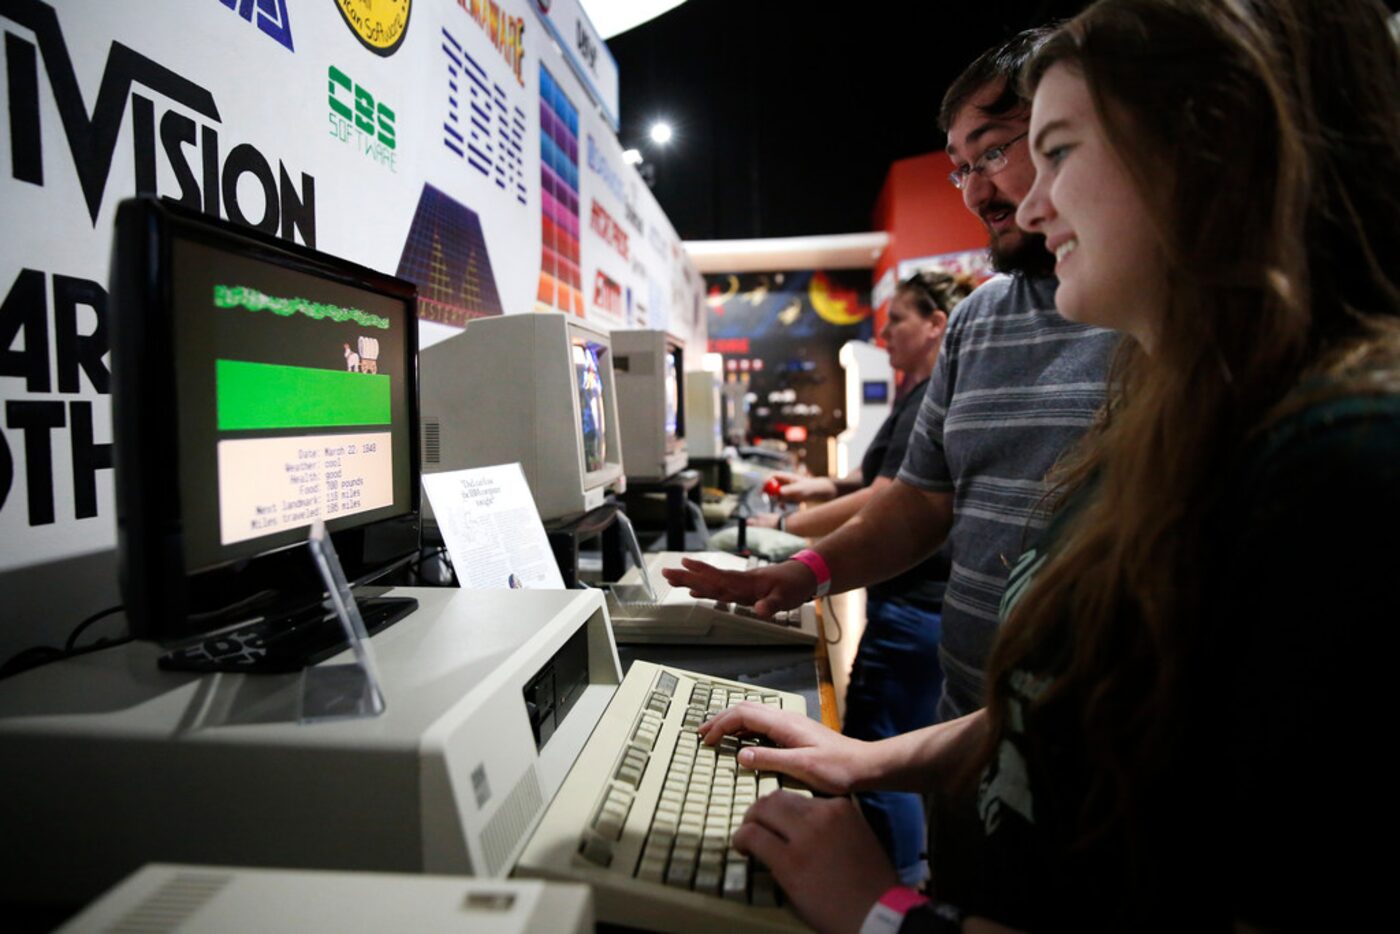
left=982, top=0, right=1400, bottom=851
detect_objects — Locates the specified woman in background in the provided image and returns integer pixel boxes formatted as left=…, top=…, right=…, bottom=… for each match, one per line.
left=695, top=0, right=1400, bottom=929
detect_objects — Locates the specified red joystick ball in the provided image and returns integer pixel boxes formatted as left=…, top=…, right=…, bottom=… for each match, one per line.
left=763, top=477, right=784, bottom=497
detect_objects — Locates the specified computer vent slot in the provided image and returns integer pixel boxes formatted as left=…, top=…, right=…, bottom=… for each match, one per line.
left=481, top=764, right=543, bottom=876
left=108, top=870, right=232, bottom=933
left=423, top=417, right=441, bottom=465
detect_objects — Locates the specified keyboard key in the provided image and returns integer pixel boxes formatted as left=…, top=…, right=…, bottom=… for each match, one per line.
left=637, top=851, right=667, bottom=883
left=580, top=834, right=614, bottom=866
left=615, top=747, right=649, bottom=787
left=722, top=857, right=749, bottom=901
left=694, top=853, right=723, bottom=894
left=666, top=846, right=698, bottom=888
left=656, top=671, right=679, bottom=696
left=593, top=787, right=634, bottom=840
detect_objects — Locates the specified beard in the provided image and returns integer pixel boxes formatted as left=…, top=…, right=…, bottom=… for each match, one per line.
left=982, top=198, right=1056, bottom=277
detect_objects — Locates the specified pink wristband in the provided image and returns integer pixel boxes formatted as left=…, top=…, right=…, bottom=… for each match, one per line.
left=789, top=548, right=831, bottom=598
left=880, top=886, right=930, bottom=913
left=859, top=885, right=930, bottom=934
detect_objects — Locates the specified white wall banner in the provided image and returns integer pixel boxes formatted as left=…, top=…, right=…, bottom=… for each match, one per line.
left=526, top=0, right=619, bottom=131
left=0, top=0, right=701, bottom=656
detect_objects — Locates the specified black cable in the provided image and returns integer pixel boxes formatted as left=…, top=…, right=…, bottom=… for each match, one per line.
left=0, top=604, right=130, bottom=682
left=64, top=603, right=126, bottom=653
left=405, top=546, right=452, bottom=585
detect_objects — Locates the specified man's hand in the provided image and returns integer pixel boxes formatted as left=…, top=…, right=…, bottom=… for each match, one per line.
left=660, top=557, right=816, bottom=617
left=697, top=701, right=868, bottom=795
left=774, top=473, right=839, bottom=503
left=735, top=793, right=897, bottom=934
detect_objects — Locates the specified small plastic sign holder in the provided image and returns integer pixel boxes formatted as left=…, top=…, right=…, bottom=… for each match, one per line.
left=298, top=521, right=387, bottom=723
left=609, top=510, right=659, bottom=605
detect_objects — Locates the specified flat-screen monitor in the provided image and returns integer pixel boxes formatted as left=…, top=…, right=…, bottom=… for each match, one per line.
left=111, top=198, right=421, bottom=670
left=419, top=312, right=626, bottom=521
left=613, top=329, right=687, bottom=481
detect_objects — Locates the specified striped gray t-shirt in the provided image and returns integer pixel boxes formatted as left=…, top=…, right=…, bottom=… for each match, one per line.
left=897, top=273, right=1118, bottom=721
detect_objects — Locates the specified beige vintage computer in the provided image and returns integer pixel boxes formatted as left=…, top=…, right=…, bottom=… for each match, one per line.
left=0, top=586, right=809, bottom=933
left=4, top=202, right=813, bottom=933
left=61, top=864, right=594, bottom=933
left=419, top=312, right=626, bottom=522
left=613, top=328, right=689, bottom=481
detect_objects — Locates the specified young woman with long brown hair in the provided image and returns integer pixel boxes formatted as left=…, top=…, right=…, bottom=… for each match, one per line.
left=693, top=0, right=1400, bottom=929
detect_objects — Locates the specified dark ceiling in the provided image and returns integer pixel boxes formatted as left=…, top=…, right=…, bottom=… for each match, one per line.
left=609, top=0, right=1093, bottom=241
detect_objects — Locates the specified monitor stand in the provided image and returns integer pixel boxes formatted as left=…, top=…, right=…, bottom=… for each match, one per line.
left=156, top=594, right=418, bottom=674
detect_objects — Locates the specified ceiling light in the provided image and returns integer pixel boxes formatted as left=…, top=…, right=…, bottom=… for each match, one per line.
left=649, top=122, right=673, bottom=145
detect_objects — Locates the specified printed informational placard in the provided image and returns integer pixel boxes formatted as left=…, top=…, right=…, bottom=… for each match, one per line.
left=217, top=431, right=394, bottom=545
left=422, top=464, right=564, bottom=590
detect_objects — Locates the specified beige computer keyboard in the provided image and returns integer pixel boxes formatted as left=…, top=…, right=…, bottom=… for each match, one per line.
left=608, top=552, right=820, bottom=646
left=514, top=660, right=810, bottom=933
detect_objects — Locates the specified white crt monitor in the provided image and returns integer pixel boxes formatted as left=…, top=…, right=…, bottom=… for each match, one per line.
left=420, top=312, right=625, bottom=521
left=685, top=369, right=724, bottom=459
left=613, top=329, right=687, bottom=481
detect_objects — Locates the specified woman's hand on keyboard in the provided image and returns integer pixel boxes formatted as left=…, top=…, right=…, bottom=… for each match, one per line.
left=661, top=557, right=815, bottom=617
left=697, top=701, right=866, bottom=795
left=734, top=793, right=897, bottom=934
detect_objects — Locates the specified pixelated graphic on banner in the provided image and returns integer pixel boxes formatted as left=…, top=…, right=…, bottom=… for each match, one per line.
left=441, top=27, right=527, bottom=205
left=327, top=65, right=397, bottom=172
left=333, top=0, right=411, bottom=57
left=217, top=0, right=294, bottom=52
left=396, top=185, right=504, bottom=328
left=538, top=64, right=583, bottom=314
left=1, top=0, right=316, bottom=243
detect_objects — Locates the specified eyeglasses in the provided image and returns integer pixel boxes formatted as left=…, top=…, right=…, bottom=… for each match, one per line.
left=948, top=131, right=1028, bottom=190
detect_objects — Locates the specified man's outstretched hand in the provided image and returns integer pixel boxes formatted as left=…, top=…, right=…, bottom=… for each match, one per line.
left=660, top=556, right=817, bottom=618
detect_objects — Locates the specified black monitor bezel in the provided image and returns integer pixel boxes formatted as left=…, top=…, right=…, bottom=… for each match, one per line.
left=111, top=197, right=421, bottom=645
left=665, top=337, right=686, bottom=450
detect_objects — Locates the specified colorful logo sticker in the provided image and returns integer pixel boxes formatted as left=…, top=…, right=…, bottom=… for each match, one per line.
left=217, top=0, right=294, bottom=53
left=442, top=26, right=527, bottom=204
left=332, top=0, right=412, bottom=57
left=328, top=65, right=398, bottom=172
